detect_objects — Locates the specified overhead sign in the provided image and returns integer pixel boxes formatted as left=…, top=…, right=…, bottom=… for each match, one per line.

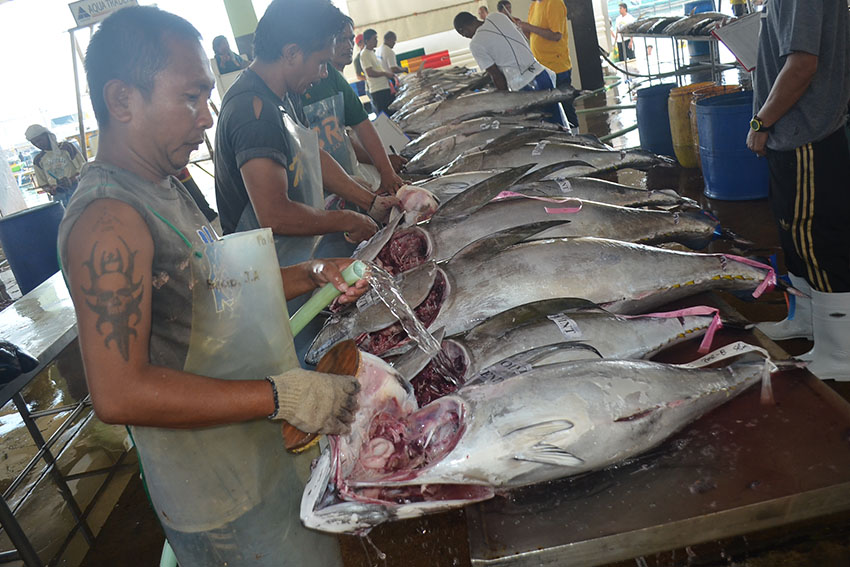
left=69, top=0, right=138, bottom=27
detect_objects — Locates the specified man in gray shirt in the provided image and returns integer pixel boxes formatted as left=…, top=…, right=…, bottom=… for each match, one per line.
left=749, top=0, right=850, bottom=381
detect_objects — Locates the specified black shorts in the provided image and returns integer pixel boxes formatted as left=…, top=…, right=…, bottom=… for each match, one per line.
left=766, top=126, right=850, bottom=292
left=370, top=89, right=394, bottom=115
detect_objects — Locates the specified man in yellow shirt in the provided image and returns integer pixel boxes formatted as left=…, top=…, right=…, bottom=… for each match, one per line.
left=523, top=0, right=578, bottom=127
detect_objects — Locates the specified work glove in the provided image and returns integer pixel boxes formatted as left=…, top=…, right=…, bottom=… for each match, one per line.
left=267, top=368, right=360, bottom=435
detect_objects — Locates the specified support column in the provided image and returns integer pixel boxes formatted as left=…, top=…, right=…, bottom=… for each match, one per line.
left=566, top=0, right=604, bottom=91
left=223, top=0, right=258, bottom=60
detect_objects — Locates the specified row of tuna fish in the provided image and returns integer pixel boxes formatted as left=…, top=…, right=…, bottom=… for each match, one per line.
left=299, top=69, right=784, bottom=534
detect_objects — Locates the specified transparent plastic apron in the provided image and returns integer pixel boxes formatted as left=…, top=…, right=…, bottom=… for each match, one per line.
left=234, top=110, right=325, bottom=268
left=303, top=92, right=359, bottom=176
left=234, top=109, right=328, bottom=364
left=134, top=228, right=343, bottom=566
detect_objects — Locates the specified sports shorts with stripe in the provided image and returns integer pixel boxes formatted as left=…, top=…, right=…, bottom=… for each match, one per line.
left=765, top=126, right=850, bottom=293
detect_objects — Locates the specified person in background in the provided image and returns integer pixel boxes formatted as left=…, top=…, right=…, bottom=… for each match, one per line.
left=360, top=28, right=396, bottom=114
left=524, top=0, right=579, bottom=127
left=353, top=32, right=366, bottom=81
left=215, top=0, right=397, bottom=363
left=212, top=35, right=248, bottom=74
left=478, top=5, right=489, bottom=20
left=749, top=0, right=850, bottom=381
left=614, top=3, right=635, bottom=61
left=453, top=11, right=555, bottom=93
left=497, top=0, right=522, bottom=26
left=61, top=6, right=364, bottom=565
left=25, top=124, right=85, bottom=207
left=302, top=16, right=406, bottom=194
left=379, top=31, right=406, bottom=74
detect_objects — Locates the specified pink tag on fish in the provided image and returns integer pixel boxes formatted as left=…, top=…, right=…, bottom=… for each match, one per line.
left=491, top=191, right=583, bottom=214
left=622, top=306, right=722, bottom=353
left=723, top=254, right=776, bottom=298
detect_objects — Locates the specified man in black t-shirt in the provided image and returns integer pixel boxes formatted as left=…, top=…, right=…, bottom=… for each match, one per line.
left=214, top=0, right=398, bottom=247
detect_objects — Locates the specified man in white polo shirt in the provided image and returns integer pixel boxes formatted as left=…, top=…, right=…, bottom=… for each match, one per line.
left=454, top=10, right=554, bottom=92
left=360, top=28, right=396, bottom=114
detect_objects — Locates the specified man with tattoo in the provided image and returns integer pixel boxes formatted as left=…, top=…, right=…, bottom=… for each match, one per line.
left=57, top=7, right=362, bottom=565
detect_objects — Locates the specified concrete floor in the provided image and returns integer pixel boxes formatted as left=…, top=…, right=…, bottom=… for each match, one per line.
left=3, top=74, right=849, bottom=566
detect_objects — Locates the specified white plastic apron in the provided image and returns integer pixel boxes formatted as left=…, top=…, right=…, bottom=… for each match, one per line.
left=235, top=110, right=325, bottom=268
left=303, top=92, right=359, bottom=176
left=134, top=228, right=342, bottom=566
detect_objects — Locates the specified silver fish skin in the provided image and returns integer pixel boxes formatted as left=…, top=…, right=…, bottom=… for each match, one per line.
left=404, top=130, right=611, bottom=175
left=397, top=87, right=578, bottom=134
left=301, top=357, right=765, bottom=533
left=392, top=298, right=715, bottom=382
left=417, top=198, right=720, bottom=263
left=438, top=142, right=669, bottom=176
left=452, top=300, right=715, bottom=377
left=305, top=237, right=770, bottom=364
left=401, top=117, right=560, bottom=158
left=428, top=177, right=698, bottom=208
left=430, top=237, right=770, bottom=336
left=414, top=170, right=508, bottom=195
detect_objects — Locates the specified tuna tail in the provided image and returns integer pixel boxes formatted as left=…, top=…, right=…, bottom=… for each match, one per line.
left=449, top=220, right=569, bottom=264
left=431, top=164, right=536, bottom=221
left=515, top=160, right=596, bottom=184
left=459, top=298, right=607, bottom=341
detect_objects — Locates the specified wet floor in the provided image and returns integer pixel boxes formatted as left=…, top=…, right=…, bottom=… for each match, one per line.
left=4, top=75, right=849, bottom=566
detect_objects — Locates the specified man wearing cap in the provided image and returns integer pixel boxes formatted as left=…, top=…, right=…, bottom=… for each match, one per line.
left=25, top=125, right=86, bottom=207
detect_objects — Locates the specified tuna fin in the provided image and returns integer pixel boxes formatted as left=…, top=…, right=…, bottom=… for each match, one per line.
left=510, top=419, right=584, bottom=468
left=353, top=211, right=404, bottom=263
left=514, top=445, right=585, bottom=468
left=448, top=220, right=568, bottom=264
left=431, top=165, right=536, bottom=221
left=515, top=160, right=595, bottom=184
left=459, top=298, right=605, bottom=341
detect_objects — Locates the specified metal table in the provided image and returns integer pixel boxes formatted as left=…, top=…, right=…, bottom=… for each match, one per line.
left=0, top=273, right=87, bottom=566
left=466, top=321, right=850, bottom=566
left=620, top=32, right=730, bottom=86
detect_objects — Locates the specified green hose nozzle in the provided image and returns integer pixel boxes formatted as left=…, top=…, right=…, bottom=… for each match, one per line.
left=289, top=260, right=368, bottom=337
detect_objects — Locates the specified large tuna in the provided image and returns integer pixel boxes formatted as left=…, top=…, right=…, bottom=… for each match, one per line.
left=437, top=142, right=674, bottom=176
left=305, top=229, right=776, bottom=365
left=301, top=341, right=768, bottom=534
left=393, top=298, right=722, bottom=406
left=396, top=87, right=578, bottom=135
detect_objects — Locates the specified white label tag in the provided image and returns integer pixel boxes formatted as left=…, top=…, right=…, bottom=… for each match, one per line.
left=532, top=140, right=550, bottom=156
left=678, top=341, right=773, bottom=371
left=480, top=120, right=500, bottom=131
left=477, top=357, right=533, bottom=383
left=555, top=177, right=572, bottom=194
left=547, top=312, right=583, bottom=339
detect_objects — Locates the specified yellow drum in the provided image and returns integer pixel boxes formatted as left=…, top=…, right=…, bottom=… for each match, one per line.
left=689, top=84, right=745, bottom=167
left=667, top=82, right=713, bottom=168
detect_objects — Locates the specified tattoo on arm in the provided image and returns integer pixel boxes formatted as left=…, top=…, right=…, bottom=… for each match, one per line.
left=80, top=237, right=144, bottom=361
left=91, top=211, right=122, bottom=233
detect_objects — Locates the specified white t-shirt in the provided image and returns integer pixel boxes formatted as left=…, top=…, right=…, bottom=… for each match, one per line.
left=360, top=48, right=391, bottom=93
left=615, top=12, right=636, bottom=37
left=469, top=13, right=548, bottom=91
left=378, top=44, right=398, bottom=72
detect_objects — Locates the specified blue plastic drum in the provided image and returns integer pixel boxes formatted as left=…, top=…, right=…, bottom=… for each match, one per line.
left=696, top=90, right=769, bottom=201
left=636, top=83, right=677, bottom=157
left=0, top=202, right=64, bottom=294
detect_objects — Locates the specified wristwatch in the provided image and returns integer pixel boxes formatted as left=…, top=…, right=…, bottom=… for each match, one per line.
left=750, top=115, right=771, bottom=132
